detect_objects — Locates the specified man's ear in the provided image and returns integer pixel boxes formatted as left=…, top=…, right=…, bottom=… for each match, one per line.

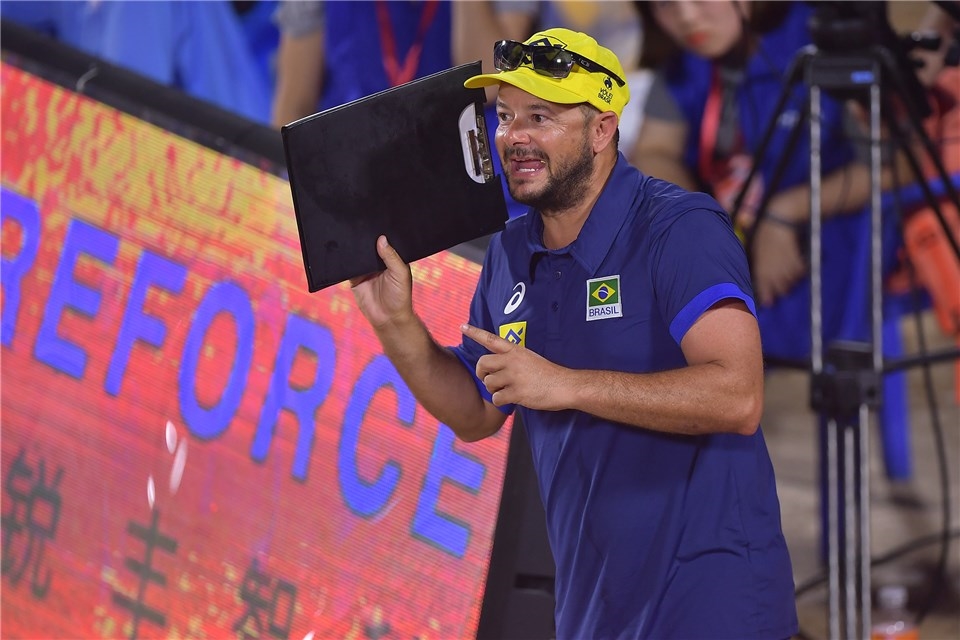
left=593, top=111, right=619, bottom=153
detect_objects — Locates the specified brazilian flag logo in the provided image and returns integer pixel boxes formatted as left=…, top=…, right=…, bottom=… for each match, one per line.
left=586, top=275, right=622, bottom=321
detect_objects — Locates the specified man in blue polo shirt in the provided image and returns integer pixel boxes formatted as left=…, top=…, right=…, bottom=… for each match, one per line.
left=351, top=28, right=798, bottom=639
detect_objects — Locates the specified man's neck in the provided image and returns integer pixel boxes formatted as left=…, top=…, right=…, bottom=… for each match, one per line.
left=540, top=153, right=617, bottom=250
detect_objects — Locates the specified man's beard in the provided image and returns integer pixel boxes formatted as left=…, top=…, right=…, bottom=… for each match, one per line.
left=504, top=136, right=594, bottom=214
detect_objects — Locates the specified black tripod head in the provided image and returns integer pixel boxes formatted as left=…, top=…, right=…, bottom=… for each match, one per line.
left=805, top=0, right=932, bottom=119
left=807, top=1, right=892, bottom=51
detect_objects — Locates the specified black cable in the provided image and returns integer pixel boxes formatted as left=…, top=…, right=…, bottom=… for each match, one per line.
left=734, top=4, right=865, bottom=250
left=734, top=0, right=792, bottom=160
left=794, top=528, right=960, bottom=598
left=832, top=155, right=852, bottom=217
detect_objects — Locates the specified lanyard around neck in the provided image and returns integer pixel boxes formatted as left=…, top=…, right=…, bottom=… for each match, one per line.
left=375, top=0, right=440, bottom=87
left=698, top=66, right=723, bottom=183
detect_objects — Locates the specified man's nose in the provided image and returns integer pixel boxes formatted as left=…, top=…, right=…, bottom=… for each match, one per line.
left=500, top=120, right=531, bottom=146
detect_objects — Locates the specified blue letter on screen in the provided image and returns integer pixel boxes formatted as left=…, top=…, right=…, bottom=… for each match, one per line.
left=338, top=355, right=413, bottom=517
left=180, top=281, right=254, bottom=439
left=105, top=251, right=187, bottom=395
left=1, top=189, right=42, bottom=347
left=251, top=313, right=335, bottom=481
left=35, top=219, right=119, bottom=378
left=411, top=425, right=485, bottom=558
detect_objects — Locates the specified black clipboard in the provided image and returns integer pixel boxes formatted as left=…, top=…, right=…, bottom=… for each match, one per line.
left=281, top=62, right=507, bottom=292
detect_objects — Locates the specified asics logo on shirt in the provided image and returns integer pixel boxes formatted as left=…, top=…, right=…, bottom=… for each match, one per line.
left=504, top=282, right=525, bottom=314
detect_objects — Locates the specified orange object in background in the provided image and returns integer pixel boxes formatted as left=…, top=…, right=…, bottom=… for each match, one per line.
left=902, top=203, right=960, bottom=337
left=897, top=66, right=960, bottom=400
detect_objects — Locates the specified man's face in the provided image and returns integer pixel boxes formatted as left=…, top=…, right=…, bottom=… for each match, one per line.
left=494, top=84, right=595, bottom=214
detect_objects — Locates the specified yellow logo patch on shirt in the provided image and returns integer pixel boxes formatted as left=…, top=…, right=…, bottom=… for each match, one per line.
left=498, top=321, right=527, bottom=347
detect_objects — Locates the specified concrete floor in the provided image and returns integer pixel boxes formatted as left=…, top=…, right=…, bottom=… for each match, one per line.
left=761, top=311, right=959, bottom=639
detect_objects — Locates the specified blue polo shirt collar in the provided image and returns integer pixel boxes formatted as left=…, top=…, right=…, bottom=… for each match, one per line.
left=523, top=153, right=639, bottom=276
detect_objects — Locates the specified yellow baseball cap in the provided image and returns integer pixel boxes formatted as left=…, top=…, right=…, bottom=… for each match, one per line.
left=464, top=28, right=630, bottom=118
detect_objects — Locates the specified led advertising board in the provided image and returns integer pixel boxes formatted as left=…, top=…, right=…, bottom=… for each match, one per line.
left=1, top=61, right=512, bottom=639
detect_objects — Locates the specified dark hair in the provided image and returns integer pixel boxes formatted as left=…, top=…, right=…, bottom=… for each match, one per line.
left=635, top=1, right=791, bottom=69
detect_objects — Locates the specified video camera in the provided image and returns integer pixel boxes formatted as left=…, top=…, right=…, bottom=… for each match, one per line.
left=804, top=0, right=932, bottom=117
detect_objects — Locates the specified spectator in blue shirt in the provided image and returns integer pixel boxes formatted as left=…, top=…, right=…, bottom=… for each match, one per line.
left=270, top=0, right=452, bottom=126
left=1, top=0, right=276, bottom=124
left=629, top=0, right=887, bottom=358
left=350, top=27, right=798, bottom=639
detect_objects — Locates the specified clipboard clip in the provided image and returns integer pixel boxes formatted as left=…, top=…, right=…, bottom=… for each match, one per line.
left=459, top=103, right=495, bottom=184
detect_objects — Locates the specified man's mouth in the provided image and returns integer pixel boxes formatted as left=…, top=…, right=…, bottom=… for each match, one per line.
left=509, top=157, right=546, bottom=174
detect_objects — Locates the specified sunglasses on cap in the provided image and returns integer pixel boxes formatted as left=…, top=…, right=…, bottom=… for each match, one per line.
left=493, top=40, right=626, bottom=87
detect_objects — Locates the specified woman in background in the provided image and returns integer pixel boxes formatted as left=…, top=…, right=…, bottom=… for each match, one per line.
left=630, top=0, right=905, bottom=565
left=630, top=0, right=889, bottom=365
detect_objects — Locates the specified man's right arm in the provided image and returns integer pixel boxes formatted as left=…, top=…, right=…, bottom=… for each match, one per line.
left=351, top=236, right=507, bottom=443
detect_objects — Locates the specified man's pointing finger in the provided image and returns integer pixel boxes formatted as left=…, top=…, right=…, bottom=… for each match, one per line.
left=460, top=324, right=514, bottom=354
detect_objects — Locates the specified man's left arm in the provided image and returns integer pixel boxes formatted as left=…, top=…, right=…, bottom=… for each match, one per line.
left=462, top=297, right=764, bottom=436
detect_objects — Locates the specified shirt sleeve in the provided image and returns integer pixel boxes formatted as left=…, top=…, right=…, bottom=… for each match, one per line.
left=274, top=0, right=323, bottom=38
left=643, top=70, right=685, bottom=123
left=649, top=203, right=757, bottom=344
left=492, top=0, right=538, bottom=16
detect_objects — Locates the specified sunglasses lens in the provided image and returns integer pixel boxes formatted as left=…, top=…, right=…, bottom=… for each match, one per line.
left=532, top=48, right=573, bottom=78
left=494, top=41, right=526, bottom=71
left=493, top=41, right=578, bottom=79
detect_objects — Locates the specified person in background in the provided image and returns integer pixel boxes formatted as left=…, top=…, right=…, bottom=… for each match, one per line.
left=629, top=0, right=919, bottom=567
left=233, top=0, right=281, bottom=100
left=1, top=0, right=276, bottom=124
left=270, top=0, right=452, bottom=127
left=630, top=0, right=892, bottom=363
left=350, top=27, right=798, bottom=639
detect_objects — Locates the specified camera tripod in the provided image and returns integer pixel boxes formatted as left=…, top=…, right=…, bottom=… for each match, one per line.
left=730, top=31, right=960, bottom=640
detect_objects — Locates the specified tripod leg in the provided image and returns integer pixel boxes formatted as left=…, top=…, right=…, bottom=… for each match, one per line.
left=826, top=418, right=841, bottom=640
